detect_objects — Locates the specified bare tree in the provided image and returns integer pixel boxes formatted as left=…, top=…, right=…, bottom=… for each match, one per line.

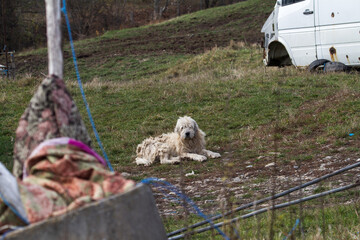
left=67, top=0, right=103, bottom=38
left=153, top=0, right=170, bottom=20
left=203, top=0, right=221, bottom=8
left=177, top=0, right=184, bottom=16
left=204, top=0, right=209, bottom=8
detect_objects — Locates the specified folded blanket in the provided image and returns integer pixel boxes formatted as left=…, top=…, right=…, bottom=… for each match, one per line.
left=1, top=138, right=135, bottom=233
left=1, top=75, right=135, bottom=234
left=13, top=75, right=92, bottom=178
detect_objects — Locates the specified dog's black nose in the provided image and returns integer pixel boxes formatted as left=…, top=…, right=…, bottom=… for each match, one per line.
left=185, top=132, right=190, bottom=137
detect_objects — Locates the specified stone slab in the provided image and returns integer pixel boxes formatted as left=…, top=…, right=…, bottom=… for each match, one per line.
left=5, top=184, right=167, bottom=240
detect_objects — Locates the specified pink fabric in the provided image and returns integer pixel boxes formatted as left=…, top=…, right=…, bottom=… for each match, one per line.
left=25, top=138, right=106, bottom=178
left=68, top=139, right=106, bottom=167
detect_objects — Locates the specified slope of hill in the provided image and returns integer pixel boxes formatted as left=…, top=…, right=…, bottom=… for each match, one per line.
left=16, top=0, right=275, bottom=80
left=2, top=0, right=360, bottom=238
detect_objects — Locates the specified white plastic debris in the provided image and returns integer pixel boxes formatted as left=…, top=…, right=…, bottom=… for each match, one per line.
left=265, top=162, right=275, bottom=168
left=0, top=163, right=28, bottom=222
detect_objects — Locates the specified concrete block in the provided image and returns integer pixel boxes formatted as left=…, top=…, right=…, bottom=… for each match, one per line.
left=5, top=184, right=167, bottom=240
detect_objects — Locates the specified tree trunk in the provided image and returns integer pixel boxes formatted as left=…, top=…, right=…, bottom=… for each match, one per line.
left=2, top=0, right=8, bottom=78
left=210, top=0, right=218, bottom=7
left=159, top=0, right=169, bottom=18
left=204, top=0, right=209, bottom=8
left=154, top=0, right=160, bottom=20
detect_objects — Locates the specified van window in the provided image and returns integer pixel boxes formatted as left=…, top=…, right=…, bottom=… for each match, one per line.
left=282, top=0, right=305, bottom=6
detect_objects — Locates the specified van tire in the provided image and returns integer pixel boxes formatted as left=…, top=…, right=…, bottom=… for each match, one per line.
left=308, top=59, right=330, bottom=72
left=324, top=61, right=350, bottom=73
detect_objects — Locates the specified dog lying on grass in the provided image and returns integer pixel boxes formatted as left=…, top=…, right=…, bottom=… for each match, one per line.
left=136, top=116, right=221, bottom=166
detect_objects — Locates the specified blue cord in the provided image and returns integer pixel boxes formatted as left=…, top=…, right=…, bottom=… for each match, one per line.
left=283, top=219, right=300, bottom=240
left=0, top=191, right=29, bottom=225
left=61, top=0, right=113, bottom=172
left=141, top=178, right=230, bottom=240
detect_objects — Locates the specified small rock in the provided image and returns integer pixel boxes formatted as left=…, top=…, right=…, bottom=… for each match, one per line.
left=233, top=177, right=242, bottom=182
left=185, top=170, right=195, bottom=177
left=121, top=172, right=131, bottom=177
left=265, top=162, right=275, bottom=168
left=319, top=164, right=326, bottom=171
left=277, top=176, right=286, bottom=180
left=269, top=152, right=280, bottom=155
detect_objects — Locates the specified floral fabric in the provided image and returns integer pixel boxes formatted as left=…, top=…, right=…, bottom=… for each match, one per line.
left=13, top=75, right=92, bottom=178
left=0, top=140, right=135, bottom=233
left=1, top=75, right=135, bottom=234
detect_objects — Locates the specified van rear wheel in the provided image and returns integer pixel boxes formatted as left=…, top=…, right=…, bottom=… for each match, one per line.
left=323, top=61, right=350, bottom=73
left=308, top=59, right=330, bottom=72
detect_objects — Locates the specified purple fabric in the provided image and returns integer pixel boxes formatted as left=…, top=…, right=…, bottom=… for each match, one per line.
left=68, top=139, right=106, bottom=166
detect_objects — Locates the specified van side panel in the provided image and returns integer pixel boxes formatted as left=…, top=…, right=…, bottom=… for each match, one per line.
left=316, top=0, right=360, bottom=66
left=277, top=0, right=316, bottom=67
left=318, top=0, right=360, bottom=25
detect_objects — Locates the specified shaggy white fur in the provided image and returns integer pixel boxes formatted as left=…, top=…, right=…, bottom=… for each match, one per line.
left=136, top=116, right=221, bottom=166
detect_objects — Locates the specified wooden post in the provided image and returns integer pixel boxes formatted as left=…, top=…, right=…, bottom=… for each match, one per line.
left=45, top=0, right=63, bottom=79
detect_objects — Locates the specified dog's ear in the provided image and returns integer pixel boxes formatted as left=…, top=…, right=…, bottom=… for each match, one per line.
left=193, top=121, right=198, bottom=133
left=174, top=121, right=180, bottom=133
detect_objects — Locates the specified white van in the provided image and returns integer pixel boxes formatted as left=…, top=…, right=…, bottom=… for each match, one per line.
left=261, top=0, right=360, bottom=69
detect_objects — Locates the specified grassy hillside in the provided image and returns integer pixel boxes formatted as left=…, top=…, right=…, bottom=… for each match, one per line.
left=16, top=0, right=275, bottom=80
left=1, top=0, right=360, bottom=239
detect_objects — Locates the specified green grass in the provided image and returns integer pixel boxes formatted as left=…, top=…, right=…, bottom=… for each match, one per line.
left=1, top=0, right=360, bottom=238
left=164, top=200, right=360, bottom=240
left=2, top=44, right=360, bottom=238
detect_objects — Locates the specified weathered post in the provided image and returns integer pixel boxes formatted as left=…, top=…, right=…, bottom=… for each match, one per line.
left=45, top=0, right=63, bottom=78
left=3, top=2, right=167, bottom=239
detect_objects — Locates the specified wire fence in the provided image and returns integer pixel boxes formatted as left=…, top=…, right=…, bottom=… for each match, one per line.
left=53, top=2, right=360, bottom=239
left=145, top=160, right=360, bottom=239
left=143, top=68, right=360, bottom=240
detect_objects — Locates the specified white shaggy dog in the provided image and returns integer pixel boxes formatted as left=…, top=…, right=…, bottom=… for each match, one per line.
left=136, top=116, right=221, bottom=166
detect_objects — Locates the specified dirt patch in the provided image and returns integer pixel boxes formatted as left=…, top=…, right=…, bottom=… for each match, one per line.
left=15, top=1, right=274, bottom=76
left=145, top=152, right=360, bottom=217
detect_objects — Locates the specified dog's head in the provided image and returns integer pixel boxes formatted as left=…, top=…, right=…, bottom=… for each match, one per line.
left=174, top=116, right=199, bottom=140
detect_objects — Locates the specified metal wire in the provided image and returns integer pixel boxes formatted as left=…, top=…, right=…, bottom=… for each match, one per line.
left=168, top=181, right=360, bottom=239
left=167, top=160, right=360, bottom=237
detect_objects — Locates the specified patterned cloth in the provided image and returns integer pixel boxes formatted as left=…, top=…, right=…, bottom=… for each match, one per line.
left=0, top=75, right=135, bottom=234
left=13, top=75, right=92, bottom=178
left=0, top=138, right=135, bottom=232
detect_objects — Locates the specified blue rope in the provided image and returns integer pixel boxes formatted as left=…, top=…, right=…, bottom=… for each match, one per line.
left=232, top=226, right=241, bottom=239
left=0, top=191, right=29, bottom=225
left=61, top=0, right=113, bottom=172
left=141, top=178, right=230, bottom=240
left=283, top=219, right=300, bottom=240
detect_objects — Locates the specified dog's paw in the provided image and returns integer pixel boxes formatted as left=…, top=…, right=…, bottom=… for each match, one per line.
left=136, top=158, right=152, bottom=166
left=195, top=155, right=207, bottom=162
left=209, top=152, right=221, bottom=158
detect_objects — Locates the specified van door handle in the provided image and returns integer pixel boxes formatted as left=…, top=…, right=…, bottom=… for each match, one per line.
left=303, top=9, right=314, bottom=15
